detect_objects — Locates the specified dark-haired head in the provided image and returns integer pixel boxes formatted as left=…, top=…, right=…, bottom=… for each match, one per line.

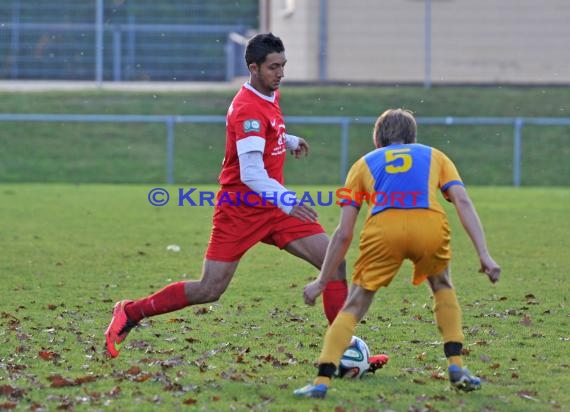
left=373, top=109, right=417, bottom=148
left=245, top=33, right=285, bottom=66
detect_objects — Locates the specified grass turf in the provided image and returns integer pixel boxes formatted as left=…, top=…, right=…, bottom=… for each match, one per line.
left=1, top=85, right=569, bottom=186
left=0, top=184, right=568, bottom=411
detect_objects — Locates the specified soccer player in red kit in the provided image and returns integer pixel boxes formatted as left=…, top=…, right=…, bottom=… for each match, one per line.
left=105, top=33, right=348, bottom=358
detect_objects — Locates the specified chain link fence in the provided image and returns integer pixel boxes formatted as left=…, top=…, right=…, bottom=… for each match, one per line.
left=0, top=0, right=257, bottom=81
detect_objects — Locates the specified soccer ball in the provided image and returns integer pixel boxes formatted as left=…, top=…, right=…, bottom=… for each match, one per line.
left=336, top=336, right=371, bottom=379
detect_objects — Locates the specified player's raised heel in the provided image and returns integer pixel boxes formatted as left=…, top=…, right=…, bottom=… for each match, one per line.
left=293, top=383, right=328, bottom=399
left=104, top=300, right=137, bottom=358
left=448, top=364, right=481, bottom=392
left=368, top=354, right=389, bottom=373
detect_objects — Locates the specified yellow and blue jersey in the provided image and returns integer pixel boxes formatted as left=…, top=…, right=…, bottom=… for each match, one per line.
left=339, top=143, right=463, bottom=216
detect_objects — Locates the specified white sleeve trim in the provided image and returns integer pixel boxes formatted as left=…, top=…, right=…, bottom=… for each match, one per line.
left=284, top=133, right=300, bottom=150
left=239, top=151, right=298, bottom=214
left=236, top=136, right=265, bottom=156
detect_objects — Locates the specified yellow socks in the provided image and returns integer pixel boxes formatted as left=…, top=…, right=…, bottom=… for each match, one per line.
left=314, top=376, right=331, bottom=386
left=433, top=288, right=465, bottom=367
left=313, top=311, right=358, bottom=386
left=447, top=355, right=463, bottom=368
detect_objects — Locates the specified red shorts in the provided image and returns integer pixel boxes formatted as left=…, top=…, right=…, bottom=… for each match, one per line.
left=205, top=190, right=325, bottom=261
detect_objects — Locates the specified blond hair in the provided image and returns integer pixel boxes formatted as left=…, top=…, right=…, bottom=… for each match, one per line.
left=373, top=108, right=417, bottom=147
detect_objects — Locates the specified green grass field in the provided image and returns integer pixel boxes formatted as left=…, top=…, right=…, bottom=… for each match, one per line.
left=1, top=86, right=569, bottom=186
left=1, top=184, right=569, bottom=411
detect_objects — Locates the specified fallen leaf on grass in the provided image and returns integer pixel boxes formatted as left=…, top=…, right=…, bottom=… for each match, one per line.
left=520, top=314, right=532, bottom=326
left=0, top=385, right=26, bottom=399
left=152, top=356, right=185, bottom=368
left=29, top=402, right=44, bottom=411
left=183, top=398, right=197, bottom=405
left=166, top=318, right=186, bottom=323
left=220, top=369, right=246, bottom=381
left=6, top=363, right=26, bottom=375
left=134, top=373, right=152, bottom=383
left=39, top=350, right=60, bottom=361
left=48, top=374, right=98, bottom=388
left=14, top=346, right=26, bottom=354
left=194, top=307, right=209, bottom=315
left=107, top=386, right=121, bottom=397
left=430, top=371, right=446, bottom=381
left=193, top=359, right=208, bottom=372
left=524, top=293, right=536, bottom=299
left=126, top=366, right=142, bottom=375
left=163, top=383, right=183, bottom=392
left=416, top=352, right=427, bottom=361
left=236, top=354, right=246, bottom=363
left=1, top=312, right=20, bottom=329
left=48, top=375, right=76, bottom=388
left=74, top=375, right=97, bottom=385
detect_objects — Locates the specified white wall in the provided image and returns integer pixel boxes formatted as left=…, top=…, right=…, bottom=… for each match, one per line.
left=267, top=0, right=570, bottom=84
left=268, top=0, right=320, bottom=80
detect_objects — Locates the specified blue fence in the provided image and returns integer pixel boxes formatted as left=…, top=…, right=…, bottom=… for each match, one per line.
left=0, top=0, right=256, bottom=82
left=1, top=113, right=569, bottom=186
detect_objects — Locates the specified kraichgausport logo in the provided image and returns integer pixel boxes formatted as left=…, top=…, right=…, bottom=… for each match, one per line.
left=147, top=188, right=423, bottom=208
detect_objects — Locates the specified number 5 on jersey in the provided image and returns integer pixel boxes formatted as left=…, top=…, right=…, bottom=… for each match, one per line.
left=385, top=148, right=412, bottom=173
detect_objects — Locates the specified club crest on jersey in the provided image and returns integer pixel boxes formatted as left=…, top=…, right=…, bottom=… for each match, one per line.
left=243, top=119, right=261, bottom=133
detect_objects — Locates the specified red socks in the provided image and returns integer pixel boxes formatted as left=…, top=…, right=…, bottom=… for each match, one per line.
left=322, top=280, right=348, bottom=324
left=123, top=279, right=347, bottom=325
left=125, top=281, right=189, bottom=323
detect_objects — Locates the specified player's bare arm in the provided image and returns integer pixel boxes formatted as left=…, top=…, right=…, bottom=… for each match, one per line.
left=303, top=205, right=359, bottom=305
left=446, top=185, right=501, bottom=283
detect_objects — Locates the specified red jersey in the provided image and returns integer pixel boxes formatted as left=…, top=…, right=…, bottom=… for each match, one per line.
left=219, top=83, right=287, bottom=190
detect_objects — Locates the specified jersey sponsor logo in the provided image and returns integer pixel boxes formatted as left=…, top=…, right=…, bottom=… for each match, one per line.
left=271, top=146, right=287, bottom=156
left=243, top=119, right=261, bottom=133
left=271, top=131, right=286, bottom=156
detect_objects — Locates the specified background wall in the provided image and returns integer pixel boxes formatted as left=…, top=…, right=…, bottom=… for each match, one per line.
left=267, top=0, right=570, bottom=84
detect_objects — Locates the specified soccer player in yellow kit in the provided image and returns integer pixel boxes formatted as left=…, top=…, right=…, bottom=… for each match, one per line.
left=294, top=108, right=501, bottom=398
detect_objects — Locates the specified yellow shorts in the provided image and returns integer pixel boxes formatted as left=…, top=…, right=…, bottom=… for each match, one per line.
left=352, top=208, right=451, bottom=291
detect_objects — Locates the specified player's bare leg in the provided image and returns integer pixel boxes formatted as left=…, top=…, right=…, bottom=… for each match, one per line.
left=105, top=259, right=239, bottom=358
left=183, top=259, right=239, bottom=304
left=284, top=233, right=348, bottom=322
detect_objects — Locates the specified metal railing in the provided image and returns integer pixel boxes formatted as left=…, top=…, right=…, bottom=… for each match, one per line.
left=1, top=113, right=569, bottom=186
left=0, top=0, right=255, bottom=82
